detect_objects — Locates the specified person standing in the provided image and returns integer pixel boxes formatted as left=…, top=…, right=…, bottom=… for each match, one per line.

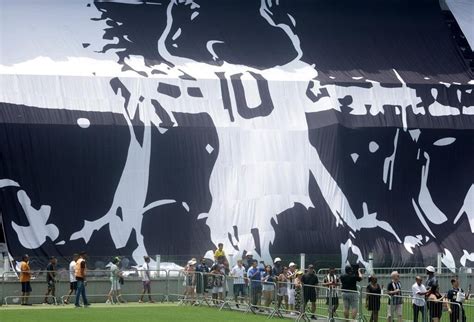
left=366, top=276, right=381, bottom=322
left=139, top=256, right=154, bottom=303
left=242, top=251, right=257, bottom=270
left=294, top=271, right=304, bottom=314
left=261, top=265, right=275, bottom=309
left=64, top=253, right=79, bottom=304
left=43, top=256, right=57, bottom=304
left=412, top=276, right=427, bottom=322
left=210, top=264, right=224, bottom=304
left=340, top=265, right=363, bottom=320
left=230, top=259, right=246, bottom=307
left=425, top=266, right=438, bottom=292
left=277, top=266, right=289, bottom=311
left=287, top=262, right=297, bottom=315
left=387, top=271, right=403, bottom=322
left=247, top=261, right=262, bottom=309
left=19, top=254, right=32, bottom=306
left=323, top=267, right=340, bottom=316
left=74, top=251, right=90, bottom=308
left=272, top=257, right=283, bottom=276
left=447, top=278, right=470, bottom=322
left=196, top=257, right=210, bottom=296
left=301, top=264, right=319, bottom=320
left=427, top=285, right=444, bottom=322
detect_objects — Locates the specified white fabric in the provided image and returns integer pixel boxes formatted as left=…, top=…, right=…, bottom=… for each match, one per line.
left=446, top=0, right=474, bottom=50
left=69, top=260, right=76, bottom=283
left=141, top=262, right=150, bottom=282
left=230, top=265, right=246, bottom=284
left=412, top=282, right=426, bottom=306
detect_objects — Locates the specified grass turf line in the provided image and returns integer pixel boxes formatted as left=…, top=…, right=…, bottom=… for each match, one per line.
left=0, top=304, right=272, bottom=322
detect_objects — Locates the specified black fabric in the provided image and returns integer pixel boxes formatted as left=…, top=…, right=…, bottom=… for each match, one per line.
left=0, top=0, right=473, bottom=269
left=340, top=274, right=362, bottom=291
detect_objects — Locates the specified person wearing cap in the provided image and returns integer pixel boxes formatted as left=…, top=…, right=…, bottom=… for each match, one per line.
left=301, top=264, right=319, bottom=320
left=323, top=267, right=340, bottom=316
left=64, top=253, right=79, bottom=305
left=412, top=276, right=427, bottom=322
left=446, top=278, right=470, bottom=322
left=139, top=255, right=154, bottom=303
left=19, top=254, right=32, bottom=306
left=340, top=265, right=363, bottom=320
left=287, top=262, right=297, bottom=314
left=387, top=271, right=403, bottom=322
left=43, top=256, right=57, bottom=304
left=74, top=251, right=90, bottom=307
left=242, top=251, right=257, bottom=270
left=184, top=259, right=197, bottom=304
left=294, top=270, right=304, bottom=313
left=272, top=257, right=283, bottom=276
left=425, top=266, right=438, bottom=292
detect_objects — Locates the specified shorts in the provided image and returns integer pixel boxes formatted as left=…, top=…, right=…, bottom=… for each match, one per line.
left=278, top=287, right=288, bottom=296
left=388, top=304, right=403, bottom=317
left=21, top=281, right=32, bottom=293
left=303, top=290, right=317, bottom=303
left=110, top=279, right=121, bottom=291
left=342, top=292, right=358, bottom=310
left=233, top=284, right=245, bottom=297
left=288, top=288, right=295, bottom=305
left=47, top=280, right=56, bottom=290
left=212, top=286, right=224, bottom=294
left=70, top=281, right=77, bottom=291
left=142, top=280, right=151, bottom=292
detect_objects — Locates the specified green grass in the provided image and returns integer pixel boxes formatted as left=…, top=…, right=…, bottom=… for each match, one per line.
left=0, top=303, right=271, bottom=322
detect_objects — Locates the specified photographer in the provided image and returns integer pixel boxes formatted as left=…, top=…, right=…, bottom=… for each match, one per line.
left=340, top=265, right=362, bottom=320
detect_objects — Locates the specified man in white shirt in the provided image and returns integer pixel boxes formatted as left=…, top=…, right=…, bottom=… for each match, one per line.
left=139, top=256, right=154, bottom=303
left=412, top=276, right=426, bottom=322
left=63, top=253, right=79, bottom=304
left=230, top=259, right=246, bottom=307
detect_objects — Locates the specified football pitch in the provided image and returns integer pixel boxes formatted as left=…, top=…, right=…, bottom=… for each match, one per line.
left=0, top=303, right=270, bottom=322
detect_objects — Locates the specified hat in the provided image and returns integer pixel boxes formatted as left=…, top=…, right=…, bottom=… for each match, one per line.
left=289, top=262, right=296, bottom=267
left=188, top=259, right=197, bottom=265
left=274, top=257, right=282, bottom=263
left=246, top=251, right=253, bottom=256
left=426, top=265, right=435, bottom=273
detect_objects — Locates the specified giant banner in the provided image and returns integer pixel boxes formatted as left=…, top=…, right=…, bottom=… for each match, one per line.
left=0, top=0, right=473, bottom=269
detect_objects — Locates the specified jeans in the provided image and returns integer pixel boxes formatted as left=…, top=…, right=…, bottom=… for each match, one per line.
left=413, top=304, right=425, bottom=322
left=75, top=279, right=89, bottom=306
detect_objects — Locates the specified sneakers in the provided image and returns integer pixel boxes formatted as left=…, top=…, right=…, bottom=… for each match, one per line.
left=75, top=305, right=82, bottom=308
left=138, top=300, right=144, bottom=303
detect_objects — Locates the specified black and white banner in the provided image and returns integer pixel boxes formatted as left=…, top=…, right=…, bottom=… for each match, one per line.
left=0, top=0, right=473, bottom=270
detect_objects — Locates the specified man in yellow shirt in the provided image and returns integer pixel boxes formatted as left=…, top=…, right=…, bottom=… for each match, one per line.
left=214, top=243, right=226, bottom=261
left=20, top=254, right=32, bottom=306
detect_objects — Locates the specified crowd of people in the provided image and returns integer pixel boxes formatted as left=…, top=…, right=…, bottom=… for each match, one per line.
left=17, top=251, right=155, bottom=307
left=15, top=247, right=471, bottom=322
left=365, top=266, right=471, bottom=322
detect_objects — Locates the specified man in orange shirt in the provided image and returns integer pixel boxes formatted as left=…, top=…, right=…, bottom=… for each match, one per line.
left=74, top=251, right=90, bottom=307
left=20, top=254, right=32, bottom=306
